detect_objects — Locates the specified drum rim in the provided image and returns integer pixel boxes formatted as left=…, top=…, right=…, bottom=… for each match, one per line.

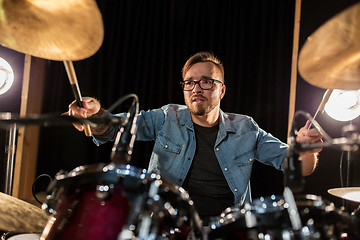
left=57, top=163, right=147, bottom=180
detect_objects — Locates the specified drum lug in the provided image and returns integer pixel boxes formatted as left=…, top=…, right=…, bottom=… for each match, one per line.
left=96, top=184, right=114, bottom=200
left=42, top=185, right=66, bottom=215
left=42, top=198, right=58, bottom=215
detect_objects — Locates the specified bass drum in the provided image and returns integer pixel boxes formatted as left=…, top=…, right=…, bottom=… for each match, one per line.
left=40, top=163, right=202, bottom=240
left=208, top=194, right=359, bottom=239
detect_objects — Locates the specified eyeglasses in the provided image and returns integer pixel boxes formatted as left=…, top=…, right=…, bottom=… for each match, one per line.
left=180, top=78, right=223, bottom=91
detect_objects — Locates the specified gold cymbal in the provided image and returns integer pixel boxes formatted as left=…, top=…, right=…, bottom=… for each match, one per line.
left=0, top=0, right=104, bottom=61
left=0, top=192, right=48, bottom=233
left=328, top=187, right=360, bottom=202
left=298, top=2, right=360, bottom=90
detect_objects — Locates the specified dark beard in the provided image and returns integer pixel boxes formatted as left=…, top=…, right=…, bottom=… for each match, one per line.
left=191, top=107, right=206, bottom=116
left=185, top=95, right=217, bottom=116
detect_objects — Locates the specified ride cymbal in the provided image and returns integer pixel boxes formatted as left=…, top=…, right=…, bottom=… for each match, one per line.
left=328, top=187, right=360, bottom=202
left=298, top=2, right=360, bottom=90
left=0, top=0, right=104, bottom=61
left=0, top=192, right=48, bottom=232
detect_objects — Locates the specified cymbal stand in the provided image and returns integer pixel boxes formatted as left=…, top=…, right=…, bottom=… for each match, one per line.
left=1, top=113, right=17, bottom=195
left=340, top=124, right=359, bottom=212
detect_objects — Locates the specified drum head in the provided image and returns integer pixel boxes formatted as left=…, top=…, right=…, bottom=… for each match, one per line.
left=5, top=233, right=40, bottom=240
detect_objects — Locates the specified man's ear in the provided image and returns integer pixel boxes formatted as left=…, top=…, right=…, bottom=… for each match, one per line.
left=220, top=85, right=226, bottom=99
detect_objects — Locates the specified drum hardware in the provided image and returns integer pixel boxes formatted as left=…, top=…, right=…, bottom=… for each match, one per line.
left=95, top=184, right=114, bottom=200
left=139, top=179, right=163, bottom=239
left=0, top=113, right=16, bottom=195
left=283, top=187, right=302, bottom=232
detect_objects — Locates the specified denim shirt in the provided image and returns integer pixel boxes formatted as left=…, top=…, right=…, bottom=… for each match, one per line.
left=93, top=104, right=288, bottom=206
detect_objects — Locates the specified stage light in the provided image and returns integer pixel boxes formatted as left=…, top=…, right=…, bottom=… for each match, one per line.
left=0, top=57, right=14, bottom=95
left=324, top=89, right=360, bottom=121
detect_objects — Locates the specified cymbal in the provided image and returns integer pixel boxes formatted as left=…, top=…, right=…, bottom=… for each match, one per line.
left=328, top=187, right=360, bottom=202
left=0, top=192, right=48, bottom=232
left=0, top=0, right=103, bottom=61
left=298, top=2, right=360, bottom=90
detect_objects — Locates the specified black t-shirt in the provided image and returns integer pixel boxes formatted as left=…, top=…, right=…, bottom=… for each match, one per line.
left=182, top=123, right=234, bottom=222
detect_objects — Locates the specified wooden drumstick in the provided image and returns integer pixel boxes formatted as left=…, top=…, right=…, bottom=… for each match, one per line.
left=63, top=60, right=92, bottom=137
left=308, top=89, right=333, bottom=129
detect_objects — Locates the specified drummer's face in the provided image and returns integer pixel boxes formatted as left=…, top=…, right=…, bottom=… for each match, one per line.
left=183, top=62, right=225, bottom=116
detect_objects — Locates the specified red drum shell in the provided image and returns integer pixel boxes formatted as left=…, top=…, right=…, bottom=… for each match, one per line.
left=40, top=163, right=202, bottom=240
left=41, top=164, right=146, bottom=240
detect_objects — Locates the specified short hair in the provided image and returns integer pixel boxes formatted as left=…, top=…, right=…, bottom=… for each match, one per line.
left=181, top=52, right=225, bottom=82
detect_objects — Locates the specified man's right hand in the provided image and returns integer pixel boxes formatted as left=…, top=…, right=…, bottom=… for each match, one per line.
left=65, top=97, right=101, bottom=132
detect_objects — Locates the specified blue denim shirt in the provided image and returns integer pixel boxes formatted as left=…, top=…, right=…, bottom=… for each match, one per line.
left=93, top=104, right=288, bottom=205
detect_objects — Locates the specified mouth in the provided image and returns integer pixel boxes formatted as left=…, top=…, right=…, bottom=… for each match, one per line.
left=191, top=96, right=206, bottom=104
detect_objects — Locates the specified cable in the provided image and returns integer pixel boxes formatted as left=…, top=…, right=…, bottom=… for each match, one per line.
left=31, top=174, right=52, bottom=205
left=107, top=93, right=139, bottom=114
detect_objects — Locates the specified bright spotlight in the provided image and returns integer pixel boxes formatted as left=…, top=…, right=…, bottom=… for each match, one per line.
left=324, top=89, right=360, bottom=121
left=0, top=57, right=14, bottom=95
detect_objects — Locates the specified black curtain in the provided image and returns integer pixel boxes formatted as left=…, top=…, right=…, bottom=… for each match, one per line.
left=37, top=0, right=295, bottom=199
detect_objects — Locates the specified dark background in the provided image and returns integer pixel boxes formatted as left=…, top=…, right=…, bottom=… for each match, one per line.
left=0, top=0, right=359, bottom=214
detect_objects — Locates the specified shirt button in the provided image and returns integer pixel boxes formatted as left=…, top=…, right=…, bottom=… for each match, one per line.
left=188, top=157, right=191, bottom=160
left=234, top=188, right=238, bottom=192
left=165, top=145, right=168, bottom=149
left=249, top=158, right=253, bottom=162
left=216, top=148, right=219, bottom=151
left=179, top=178, right=183, bottom=182
left=224, top=168, right=228, bottom=171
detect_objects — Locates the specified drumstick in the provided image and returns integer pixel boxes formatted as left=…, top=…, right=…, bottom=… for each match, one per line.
left=63, top=60, right=92, bottom=137
left=308, top=89, right=333, bottom=129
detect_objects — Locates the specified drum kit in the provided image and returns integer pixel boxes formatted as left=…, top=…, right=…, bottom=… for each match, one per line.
left=1, top=0, right=360, bottom=239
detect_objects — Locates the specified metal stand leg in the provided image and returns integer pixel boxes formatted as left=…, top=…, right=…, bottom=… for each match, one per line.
left=2, top=112, right=17, bottom=195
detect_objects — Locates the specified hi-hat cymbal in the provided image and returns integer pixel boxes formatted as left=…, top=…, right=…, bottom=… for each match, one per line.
left=0, top=192, right=48, bottom=232
left=328, top=187, right=360, bottom=202
left=298, top=2, right=360, bottom=90
left=0, top=0, right=104, bottom=61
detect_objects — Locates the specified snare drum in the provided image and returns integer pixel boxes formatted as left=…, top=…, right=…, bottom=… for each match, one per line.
left=40, top=163, right=202, bottom=240
left=209, top=194, right=358, bottom=240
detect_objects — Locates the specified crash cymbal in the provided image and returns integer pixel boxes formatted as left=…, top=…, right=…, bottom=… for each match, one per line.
left=298, top=2, right=360, bottom=90
left=0, top=192, right=48, bottom=232
left=0, top=0, right=103, bottom=61
left=328, top=187, right=360, bottom=202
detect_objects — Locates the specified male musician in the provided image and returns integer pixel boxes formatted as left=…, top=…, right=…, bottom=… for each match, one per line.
left=67, top=52, right=322, bottom=222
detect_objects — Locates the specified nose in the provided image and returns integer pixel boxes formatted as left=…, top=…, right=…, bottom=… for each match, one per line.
left=192, top=82, right=203, bottom=93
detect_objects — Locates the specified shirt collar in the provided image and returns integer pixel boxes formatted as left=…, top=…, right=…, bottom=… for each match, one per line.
left=178, top=106, right=236, bottom=133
